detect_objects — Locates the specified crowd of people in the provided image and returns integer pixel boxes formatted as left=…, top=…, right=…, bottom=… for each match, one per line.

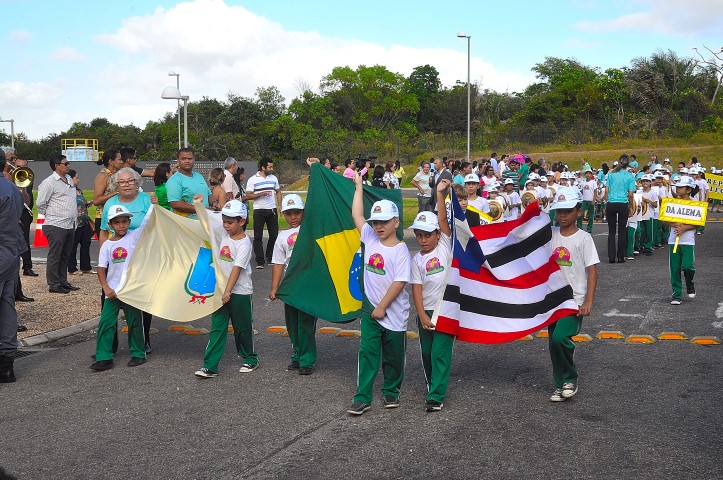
left=0, top=146, right=712, bottom=413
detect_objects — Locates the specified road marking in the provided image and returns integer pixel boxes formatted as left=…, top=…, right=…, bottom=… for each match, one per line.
left=712, top=321, right=723, bottom=329
left=716, top=303, right=723, bottom=319
left=603, top=308, right=643, bottom=318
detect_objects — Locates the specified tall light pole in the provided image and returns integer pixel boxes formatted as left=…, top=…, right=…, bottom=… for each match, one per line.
left=0, top=117, right=15, bottom=149
left=168, top=71, right=181, bottom=149
left=457, top=31, right=471, bottom=162
left=161, top=86, right=189, bottom=148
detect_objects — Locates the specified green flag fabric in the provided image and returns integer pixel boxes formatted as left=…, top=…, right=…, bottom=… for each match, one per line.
left=276, top=163, right=403, bottom=322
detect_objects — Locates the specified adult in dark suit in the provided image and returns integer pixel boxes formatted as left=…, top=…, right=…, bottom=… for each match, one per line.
left=0, top=154, right=25, bottom=382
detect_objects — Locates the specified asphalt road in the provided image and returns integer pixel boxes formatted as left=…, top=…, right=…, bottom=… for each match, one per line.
left=2, top=223, right=722, bottom=479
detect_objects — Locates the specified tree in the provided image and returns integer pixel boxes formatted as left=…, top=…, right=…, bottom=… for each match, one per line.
left=409, top=65, right=442, bottom=131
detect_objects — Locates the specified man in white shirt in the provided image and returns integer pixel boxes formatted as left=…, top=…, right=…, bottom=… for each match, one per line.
left=36, top=155, right=80, bottom=293
left=246, top=157, right=281, bottom=268
left=222, top=157, right=241, bottom=200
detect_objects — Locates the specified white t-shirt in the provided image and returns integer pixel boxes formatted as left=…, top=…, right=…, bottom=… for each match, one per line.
left=694, top=179, right=709, bottom=201
left=246, top=172, right=279, bottom=210
left=98, top=207, right=153, bottom=291
left=641, top=190, right=658, bottom=221
left=551, top=227, right=600, bottom=306
left=581, top=179, right=596, bottom=202
left=504, top=191, right=521, bottom=219
left=208, top=213, right=253, bottom=295
left=360, top=223, right=411, bottom=331
left=271, top=226, right=300, bottom=274
left=410, top=232, right=452, bottom=311
left=412, top=172, right=432, bottom=198
left=222, top=169, right=240, bottom=199
left=468, top=195, right=490, bottom=213
left=668, top=227, right=695, bottom=246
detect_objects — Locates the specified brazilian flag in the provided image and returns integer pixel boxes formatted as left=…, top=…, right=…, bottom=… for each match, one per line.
left=276, top=163, right=403, bottom=322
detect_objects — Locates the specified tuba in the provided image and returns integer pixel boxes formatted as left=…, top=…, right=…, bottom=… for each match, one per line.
left=628, top=196, right=637, bottom=218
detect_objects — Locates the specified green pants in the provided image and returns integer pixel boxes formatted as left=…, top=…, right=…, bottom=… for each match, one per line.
left=354, top=314, right=406, bottom=404
left=634, top=221, right=641, bottom=250
left=640, top=218, right=653, bottom=252
left=284, top=303, right=317, bottom=368
left=417, top=311, right=455, bottom=403
left=653, top=218, right=662, bottom=247
left=96, top=297, right=144, bottom=361
left=669, top=244, right=695, bottom=300
left=577, top=201, right=594, bottom=232
left=626, top=226, right=637, bottom=257
left=202, top=294, right=257, bottom=372
left=548, top=315, right=582, bottom=388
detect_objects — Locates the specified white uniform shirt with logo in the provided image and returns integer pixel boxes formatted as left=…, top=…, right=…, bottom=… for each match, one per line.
left=550, top=227, right=600, bottom=306
left=410, top=232, right=452, bottom=311
left=468, top=195, right=490, bottom=214
left=694, top=179, right=709, bottom=201
left=641, top=189, right=658, bottom=221
left=246, top=172, right=280, bottom=210
left=98, top=207, right=153, bottom=291
left=271, top=226, right=300, bottom=274
left=208, top=213, right=253, bottom=295
left=581, top=179, right=596, bottom=202
left=360, top=223, right=411, bottom=331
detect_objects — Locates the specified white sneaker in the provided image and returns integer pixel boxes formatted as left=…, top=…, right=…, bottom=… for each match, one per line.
left=687, top=291, right=696, bottom=299
left=194, top=368, right=218, bottom=378
left=549, top=389, right=566, bottom=402
left=239, top=363, right=259, bottom=373
left=670, top=299, right=682, bottom=305
left=561, top=382, right=578, bottom=398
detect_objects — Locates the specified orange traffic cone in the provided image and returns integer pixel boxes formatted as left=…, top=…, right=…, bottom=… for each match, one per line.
left=33, top=214, right=49, bottom=248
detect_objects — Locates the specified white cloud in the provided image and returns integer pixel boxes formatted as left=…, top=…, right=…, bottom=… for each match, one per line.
left=10, top=29, right=31, bottom=43
left=576, top=0, right=723, bottom=35
left=0, top=81, right=62, bottom=108
left=51, top=47, right=86, bottom=62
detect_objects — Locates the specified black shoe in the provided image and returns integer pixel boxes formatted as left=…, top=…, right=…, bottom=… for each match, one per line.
left=383, top=395, right=400, bottom=409
left=346, top=401, right=371, bottom=415
left=144, top=344, right=152, bottom=354
left=127, top=357, right=146, bottom=367
left=617, top=258, right=626, bottom=263
left=609, top=259, right=616, bottom=264
left=0, top=358, right=16, bottom=383
left=90, top=360, right=114, bottom=371
left=23, top=269, right=39, bottom=277
left=49, top=287, right=70, bottom=294
left=62, top=284, right=80, bottom=291
left=286, top=361, right=300, bottom=371
left=17, top=325, right=28, bottom=332
left=299, top=366, right=315, bottom=375
left=425, top=400, right=443, bottom=412
left=16, top=295, right=34, bottom=302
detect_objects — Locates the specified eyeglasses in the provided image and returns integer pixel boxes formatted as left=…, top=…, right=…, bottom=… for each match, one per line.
left=117, top=179, right=137, bottom=186
left=59, top=162, right=70, bottom=166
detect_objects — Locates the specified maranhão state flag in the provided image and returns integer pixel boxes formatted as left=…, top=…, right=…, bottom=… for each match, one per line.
left=276, top=163, right=403, bottom=322
left=432, top=193, right=578, bottom=343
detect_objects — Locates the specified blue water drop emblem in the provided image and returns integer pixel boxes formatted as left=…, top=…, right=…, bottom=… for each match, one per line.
left=347, top=248, right=363, bottom=301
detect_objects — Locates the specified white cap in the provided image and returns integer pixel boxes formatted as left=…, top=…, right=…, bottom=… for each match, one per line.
left=221, top=199, right=248, bottom=218
left=688, top=167, right=699, bottom=175
left=409, top=212, right=439, bottom=232
left=464, top=173, right=480, bottom=183
left=679, top=167, right=689, bottom=174
left=653, top=171, right=664, bottom=179
left=673, top=176, right=696, bottom=188
left=281, top=194, right=305, bottom=212
left=504, top=178, right=515, bottom=185
left=367, top=199, right=399, bottom=221
left=546, top=171, right=555, bottom=177
left=551, top=186, right=582, bottom=210
left=538, top=176, right=548, bottom=183
left=107, top=205, right=133, bottom=222
left=641, top=174, right=654, bottom=181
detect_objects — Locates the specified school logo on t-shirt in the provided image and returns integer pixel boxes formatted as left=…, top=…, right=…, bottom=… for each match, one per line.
left=365, top=253, right=386, bottom=275
left=425, top=257, right=444, bottom=275
left=219, top=245, right=233, bottom=262
left=287, top=232, right=298, bottom=251
left=112, top=247, right=128, bottom=264
left=553, top=247, right=572, bottom=267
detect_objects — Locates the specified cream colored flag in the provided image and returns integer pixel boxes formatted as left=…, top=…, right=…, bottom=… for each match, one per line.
left=117, top=205, right=224, bottom=322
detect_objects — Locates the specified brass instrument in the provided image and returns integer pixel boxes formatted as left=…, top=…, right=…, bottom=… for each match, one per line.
left=549, top=186, right=557, bottom=198
left=8, top=164, right=34, bottom=188
left=628, top=196, right=637, bottom=218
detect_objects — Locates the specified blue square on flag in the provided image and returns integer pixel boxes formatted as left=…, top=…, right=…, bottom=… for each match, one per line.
left=451, top=189, right=486, bottom=273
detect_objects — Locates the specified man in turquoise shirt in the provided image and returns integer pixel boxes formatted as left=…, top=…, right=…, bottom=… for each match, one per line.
left=166, top=148, right=212, bottom=219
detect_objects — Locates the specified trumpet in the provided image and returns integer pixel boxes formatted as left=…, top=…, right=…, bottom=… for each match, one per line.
left=7, top=163, right=34, bottom=188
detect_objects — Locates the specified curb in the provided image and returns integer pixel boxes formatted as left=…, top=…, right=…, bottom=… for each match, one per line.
left=20, top=316, right=100, bottom=347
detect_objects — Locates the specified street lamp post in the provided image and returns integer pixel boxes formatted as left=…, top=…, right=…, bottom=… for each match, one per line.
left=161, top=86, right=189, bottom=148
left=457, top=31, right=471, bottom=163
left=168, top=71, right=181, bottom=149
left=0, top=117, right=15, bottom=149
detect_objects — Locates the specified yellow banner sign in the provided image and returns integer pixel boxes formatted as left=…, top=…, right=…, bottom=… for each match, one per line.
left=658, top=197, right=708, bottom=226
left=706, top=173, right=723, bottom=201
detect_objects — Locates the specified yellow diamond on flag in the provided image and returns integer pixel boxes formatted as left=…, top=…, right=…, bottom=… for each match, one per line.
left=316, top=228, right=362, bottom=315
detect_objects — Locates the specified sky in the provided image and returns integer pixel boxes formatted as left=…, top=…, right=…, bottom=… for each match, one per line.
left=2, top=0, right=722, bottom=141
